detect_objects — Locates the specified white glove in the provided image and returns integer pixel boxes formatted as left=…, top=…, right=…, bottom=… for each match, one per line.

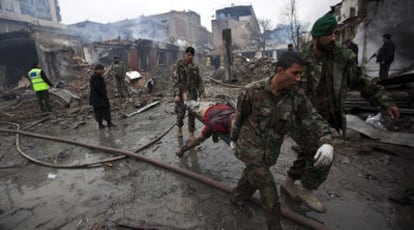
left=230, top=141, right=236, bottom=150
left=313, top=144, right=334, bottom=167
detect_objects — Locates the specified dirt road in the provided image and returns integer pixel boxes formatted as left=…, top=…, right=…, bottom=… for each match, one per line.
left=0, top=80, right=413, bottom=230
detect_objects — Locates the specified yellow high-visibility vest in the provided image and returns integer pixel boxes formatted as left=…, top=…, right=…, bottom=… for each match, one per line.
left=28, top=68, right=49, bottom=92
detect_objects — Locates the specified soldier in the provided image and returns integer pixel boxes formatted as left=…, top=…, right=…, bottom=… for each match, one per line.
left=230, top=51, right=333, bottom=229
left=173, top=47, right=205, bottom=140
left=110, top=56, right=130, bottom=98
left=281, top=14, right=400, bottom=213
left=343, top=39, right=359, bottom=64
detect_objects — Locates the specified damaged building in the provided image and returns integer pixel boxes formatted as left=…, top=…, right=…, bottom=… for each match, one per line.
left=0, top=0, right=82, bottom=93
left=0, top=1, right=213, bottom=93
left=331, top=0, right=414, bottom=77
left=211, top=5, right=260, bottom=55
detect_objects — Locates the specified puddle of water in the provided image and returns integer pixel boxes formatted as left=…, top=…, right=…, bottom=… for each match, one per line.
left=308, top=191, right=390, bottom=230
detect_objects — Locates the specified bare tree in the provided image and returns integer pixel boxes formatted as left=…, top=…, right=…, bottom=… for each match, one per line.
left=281, top=0, right=308, bottom=49
left=253, top=18, right=273, bottom=56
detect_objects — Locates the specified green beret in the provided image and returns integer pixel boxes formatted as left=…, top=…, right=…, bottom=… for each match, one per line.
left=311, top=14, right=338, bottom=37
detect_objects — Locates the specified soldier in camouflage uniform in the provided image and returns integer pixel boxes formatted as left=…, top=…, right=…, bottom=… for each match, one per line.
left=110, top=57, right=130, bottom=98
left=281, top=14, right=401, bottom=213
left=173, top=47, right=205, bottom=139
left=230, top=52, right=334, bottom=229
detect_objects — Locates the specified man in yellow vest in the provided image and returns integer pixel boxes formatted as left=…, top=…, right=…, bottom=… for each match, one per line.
left=28, top=63, right=54, bottom=112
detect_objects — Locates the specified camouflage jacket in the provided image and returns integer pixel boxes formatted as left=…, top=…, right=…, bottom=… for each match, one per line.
left=172, top=59, right=204, bottom=97
left=111, top=61, right=126, bottom=77
left=230, top=77, right=332, bottom=167
left=300, top=41, right=395, bottom=130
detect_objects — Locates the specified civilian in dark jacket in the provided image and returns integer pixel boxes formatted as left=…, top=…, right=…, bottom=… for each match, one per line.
left=377, top=33, right=395, bottom=80
left=89, top=64, right=116, bottom=129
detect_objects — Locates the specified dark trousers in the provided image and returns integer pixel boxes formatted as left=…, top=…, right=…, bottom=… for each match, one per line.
left=115, top=75, right=129, bottom=98
left=36, top=90, right=52, bottom=112
left=93, top=106, right=111, bottom=124
left=379, top=63, right=391, bottom=80
left=287, top=149, right=332, bottom=190
left=231, top=165, right=282, bottom=229
left=175, top=90, right=198, bottom=132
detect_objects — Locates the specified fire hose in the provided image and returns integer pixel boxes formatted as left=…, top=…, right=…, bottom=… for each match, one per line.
left=0, top=127, right=331, bottom=230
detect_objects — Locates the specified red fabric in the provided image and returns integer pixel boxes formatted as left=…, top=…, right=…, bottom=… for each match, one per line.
left=201, top=104, right=234, bottom=138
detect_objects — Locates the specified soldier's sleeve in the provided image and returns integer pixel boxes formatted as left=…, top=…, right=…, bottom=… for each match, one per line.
left=172, top=61, right=183, bottom=97
left=294, top=95, right=333, bottom=152
left=122, top=63, right=127, bottom=75
left=196, top=66, right=205, bottom=97
left=347, top=58, right=395, bottom=109
left=230, top=90, right=251, bottom=142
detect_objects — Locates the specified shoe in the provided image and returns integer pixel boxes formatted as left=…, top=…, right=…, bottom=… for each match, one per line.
left=177, top=127, right=183, bottom=137
left=98, top=123, right=106, bottom=129
left=296, top=182, right=326, bottom=213
left=230, top=199, right=254, bottom=218
left=280, top=176, right=298, bottom=199
left=107, top=122, right=117, bottom=128
left=176, top=148, right=185, bottom=158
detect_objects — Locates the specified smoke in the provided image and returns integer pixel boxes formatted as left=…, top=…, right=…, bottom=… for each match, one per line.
left=68, top=17, right=169, bottom=43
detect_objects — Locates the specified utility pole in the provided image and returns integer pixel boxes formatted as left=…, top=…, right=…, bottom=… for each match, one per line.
left=222, top=29, right=232, bottom=82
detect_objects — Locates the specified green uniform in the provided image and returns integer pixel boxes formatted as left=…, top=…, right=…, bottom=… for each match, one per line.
left=230, top=77, right=332, bottom=228
left=286, top=42, right=396, bottom=188
left=299, top=41, right=394, bottom=131
left=111, top=61, right=129, bottom=98
left=173, top=59, right=205, bottom=132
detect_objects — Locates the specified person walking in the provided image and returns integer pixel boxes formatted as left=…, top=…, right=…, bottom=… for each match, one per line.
left=230, top=52, right=333, bottom=229
left=173, top=46, right=205, bottom=140
left=377, top=33, right=395, bottom=80
left=281, top=14, right=400, bottom=213
left=27, top=62, right=54, bottom=112
left=90, top=64, right=116, bottom=129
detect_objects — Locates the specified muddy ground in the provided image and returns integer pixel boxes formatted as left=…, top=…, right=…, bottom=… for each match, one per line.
left=0, top=78, right=413, bottom=230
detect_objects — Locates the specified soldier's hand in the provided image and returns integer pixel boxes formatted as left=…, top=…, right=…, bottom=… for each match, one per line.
left=313, top=144, right=334, bottom=167
left=387, top=105, right=400, bottom=120
left=174, top=95, right=181, bottom=102
left=176, top=148, right=185, bottom=158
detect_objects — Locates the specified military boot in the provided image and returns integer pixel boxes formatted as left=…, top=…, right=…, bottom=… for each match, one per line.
left=177, top=127, right=183, bottom=137
left=280, top=176, right=297, bottom=199
left=98, top=122, right=106, bottom=129
left=230, top=198, right=254, bottom=218
left=297, top=182, right=326, bottom=213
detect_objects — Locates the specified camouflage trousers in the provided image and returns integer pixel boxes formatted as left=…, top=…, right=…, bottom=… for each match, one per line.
left=231, top=165, right=282, bottom=229
left=36, top=90, right=52, bottom=112
left=114, top=75, right=129, bottom=98
left=287, top=148, right=332, bottom=190
left=175, top=90, right=198, bottom=132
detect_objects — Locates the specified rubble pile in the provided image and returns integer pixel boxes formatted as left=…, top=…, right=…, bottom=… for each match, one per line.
left=209, top=55, right=276, bottom=84
left=232, top=55, right=276, bottom=84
